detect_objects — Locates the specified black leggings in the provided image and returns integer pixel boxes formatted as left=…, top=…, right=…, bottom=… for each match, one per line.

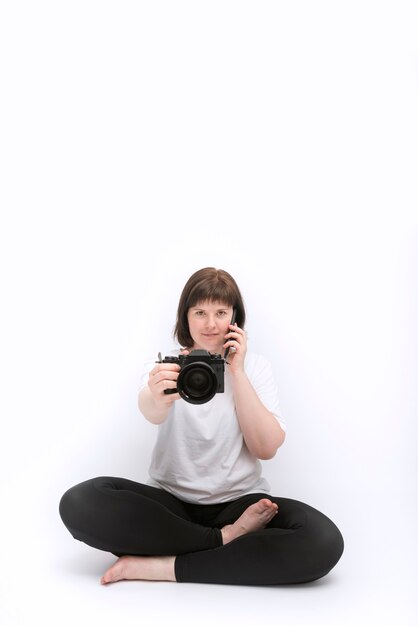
left=59, top=476, right=344, bottom=585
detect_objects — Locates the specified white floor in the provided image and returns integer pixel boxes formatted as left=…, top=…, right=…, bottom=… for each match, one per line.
left=2, top=488, right=417, bottom=626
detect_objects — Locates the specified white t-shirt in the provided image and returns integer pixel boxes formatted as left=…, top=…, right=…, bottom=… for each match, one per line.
left=138, top=349, right=286, bottom=504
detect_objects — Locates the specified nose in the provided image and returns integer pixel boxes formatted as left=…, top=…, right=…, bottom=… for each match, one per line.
left=205, top=315, right=217, bottom=329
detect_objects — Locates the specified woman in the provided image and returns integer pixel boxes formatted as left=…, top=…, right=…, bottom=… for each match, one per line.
left=59, top=267, right=344, bottom=585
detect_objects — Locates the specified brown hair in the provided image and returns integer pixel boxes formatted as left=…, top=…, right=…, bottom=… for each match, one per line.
left=174, top=267, right=246, bottom=348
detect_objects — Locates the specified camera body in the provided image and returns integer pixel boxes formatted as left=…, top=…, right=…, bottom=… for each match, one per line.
left=160, top=349, right=225, bottom=405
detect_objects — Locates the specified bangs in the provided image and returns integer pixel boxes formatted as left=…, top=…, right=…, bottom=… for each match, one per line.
left=188, top=279, right=236, bottom=308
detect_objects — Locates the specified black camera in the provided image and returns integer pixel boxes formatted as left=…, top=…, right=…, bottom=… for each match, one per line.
left=159, top=349, right=225, bottom=405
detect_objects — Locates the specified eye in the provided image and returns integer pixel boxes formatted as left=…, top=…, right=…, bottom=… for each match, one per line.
left=217, top=311, right=228, bottom=317
left=195, top=310, right=205, bottom=317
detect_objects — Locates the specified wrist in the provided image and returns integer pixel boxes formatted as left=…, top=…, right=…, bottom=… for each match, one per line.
left=229, top=368, right=248, bottom=383
left=139, top=387, right=170, bottom=424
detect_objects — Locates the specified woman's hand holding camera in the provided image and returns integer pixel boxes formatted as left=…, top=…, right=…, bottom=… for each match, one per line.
left=148, top=363, right=181, bottom=407
left=148, top=349, right=190, bottom=408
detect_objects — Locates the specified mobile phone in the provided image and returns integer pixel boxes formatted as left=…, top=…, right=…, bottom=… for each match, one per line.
left=224, top=308, right=237, bottom=361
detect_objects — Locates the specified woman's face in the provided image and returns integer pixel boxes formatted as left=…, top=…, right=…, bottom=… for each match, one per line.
left=187, top=300, right=233, bottom=354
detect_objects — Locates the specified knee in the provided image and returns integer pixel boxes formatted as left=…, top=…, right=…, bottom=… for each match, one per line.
left=59, top=477, right=99, bottom=533
left=59, top=484, right=82, bottom=532
left=306, top=514, right=344, bottom=582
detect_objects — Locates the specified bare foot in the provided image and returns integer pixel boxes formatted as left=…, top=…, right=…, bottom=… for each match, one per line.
left=100, top=555, right=176, bottom=585
left=221, top=498, right=279, bottom=545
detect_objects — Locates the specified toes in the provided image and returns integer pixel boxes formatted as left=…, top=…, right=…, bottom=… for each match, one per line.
left=259, top=499, right=279, bottom=521
left=261, top=499, right=277, bottom=509
left=101, top=561, right=124, bottom=585
left=259, top=499, right=278, bottom=513
left=258, top=499, right=273, bottom=511
left=102, top=570, right=116, bottom=584
left=265, top=500, right=278, bottom=512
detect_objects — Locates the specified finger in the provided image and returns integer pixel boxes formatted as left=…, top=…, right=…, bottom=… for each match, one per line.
left=149, top=378, right=177, bottom=397
left=223, top=340, right=239, bottom=352
left=225, top=332, right=244, bottom=341
left=150, top=363, right=180, bottom=376
left=151, top=380, right=178, bottom=397
left=151, top=371, right=179, bottom=387
left=163, top=392, right=181, bottom=404
left=159, top=380, right=178, bottom=392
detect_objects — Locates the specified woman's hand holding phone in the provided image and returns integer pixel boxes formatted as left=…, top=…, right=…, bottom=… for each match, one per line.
left=224, top=309, right=247, bottom=374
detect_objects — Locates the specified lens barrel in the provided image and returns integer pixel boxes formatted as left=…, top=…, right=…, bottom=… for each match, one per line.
left=177, top=361, right=218, bottom=404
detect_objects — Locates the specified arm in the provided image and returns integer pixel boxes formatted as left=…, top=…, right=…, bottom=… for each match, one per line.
left=138, top=362, right=182, bottom=425
left=138, top=386, right=171, bottom=425
left=230, top=370, right=285, bottom=460
left=224, top=324, right=286, bottom=460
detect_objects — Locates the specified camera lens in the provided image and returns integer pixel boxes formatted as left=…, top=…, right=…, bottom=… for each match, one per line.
left=177, top=362, right=217, bottom=404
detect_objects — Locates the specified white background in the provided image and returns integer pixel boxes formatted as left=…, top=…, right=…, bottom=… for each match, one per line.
left=1, top=1, right=417, bottom=625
